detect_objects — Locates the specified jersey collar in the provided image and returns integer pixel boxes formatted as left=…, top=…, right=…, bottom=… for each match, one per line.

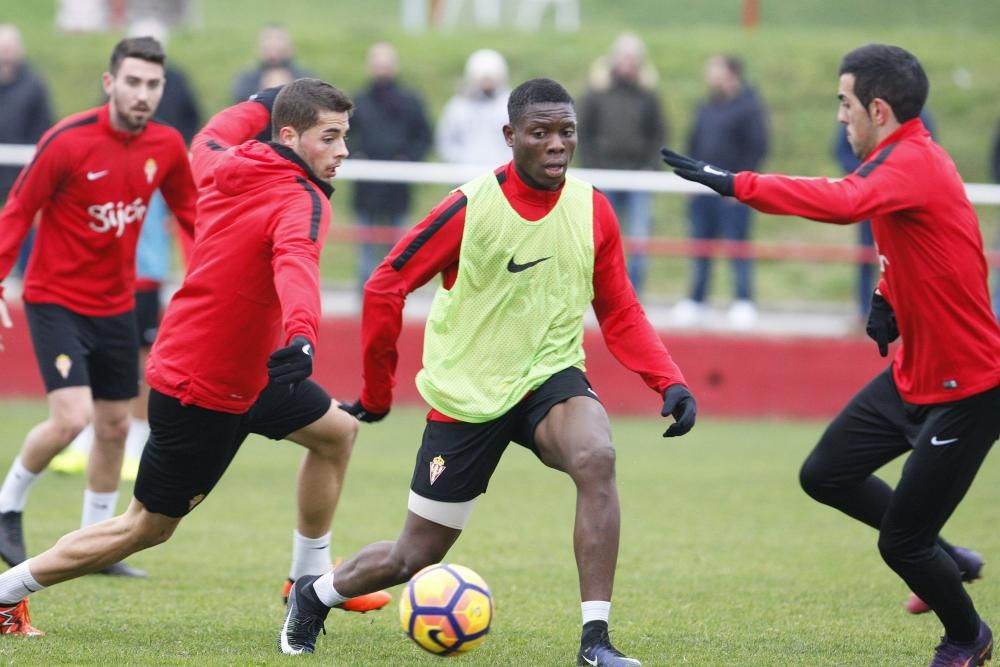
left=869, top=117, right=928, bottom=157
left=504, top=161, right=565, bottom=209
left=267, top=142, right=335, bottom=198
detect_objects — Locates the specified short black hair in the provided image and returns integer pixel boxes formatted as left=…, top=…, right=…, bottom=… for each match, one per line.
left=272, top=78, right=354, bottom=138
left=507, top=78, right=574, bottom=125
left=839, top=44, right=928, bottom=123
left=109, top=36, right=166, bottom=75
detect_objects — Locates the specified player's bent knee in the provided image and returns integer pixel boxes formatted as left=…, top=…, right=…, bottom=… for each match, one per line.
left=566, top=442, right=616, bottom=479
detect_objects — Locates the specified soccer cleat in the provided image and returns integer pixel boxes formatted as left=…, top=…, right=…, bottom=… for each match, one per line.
left=907, top=547, right=985, bottom=615
left=0, top=600, right=45, bottom=637
left=278, top=574, right=330, bottom=655
left=281, top=577, right=391, bottom=612
left=97, top=561, right=147, bottom=578
left=578, top=626, right=642, bottom=667
left=0, top=511, right=26, bottom=567
left=929, top=619, right=993, bottom=667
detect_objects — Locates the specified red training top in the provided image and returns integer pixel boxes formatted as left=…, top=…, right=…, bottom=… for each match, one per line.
left=146, top=100, right=332, bottom=413
left=359, top=161, right=687, bottom=415
left=0, top=105, right=197, bottom=315
left=735, top=118, right=1000, bottom=404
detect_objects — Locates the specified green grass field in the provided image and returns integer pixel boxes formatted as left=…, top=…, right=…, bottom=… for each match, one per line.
left=1, top=400, right=998, bottom=665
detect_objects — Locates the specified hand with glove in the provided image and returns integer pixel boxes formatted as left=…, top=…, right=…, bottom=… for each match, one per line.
left=865, top=291, right=899, bottom=357
left=338, top=399, right=389, bottom=423
left=660, top=148, right=735, bottom=196
left=661, top=384, right=697, bottom=437
left=267, top=336, right=314, bottom=388
left=248, top=84, right=284, bottom=111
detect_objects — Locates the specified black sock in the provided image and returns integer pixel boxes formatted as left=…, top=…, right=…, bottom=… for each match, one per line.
left=582, top=620, right=608, bottom=646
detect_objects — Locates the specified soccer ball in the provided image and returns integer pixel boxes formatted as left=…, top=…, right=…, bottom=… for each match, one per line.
left=399, top=563, right=494, bottom=656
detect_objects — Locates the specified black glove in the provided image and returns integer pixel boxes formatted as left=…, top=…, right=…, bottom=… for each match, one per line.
left=660, top=148, right=735, bottom=196
left=338, top=399, right=389, bottom=423
left=248, top=84, right=284, bottom=112
left=266, top=336, right=314, bottom=385
left=865, top=292, right=899, bottom=357
left=661, top=384, right=697, bottom=437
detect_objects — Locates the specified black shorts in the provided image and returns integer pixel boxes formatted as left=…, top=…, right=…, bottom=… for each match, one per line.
left=25, top=302, right=139, bottom=400
left=410, top=366, right=600, bottom=503
left=134, top=379, right=332, bottom=517
left=134, top=287, right=162, bottom=349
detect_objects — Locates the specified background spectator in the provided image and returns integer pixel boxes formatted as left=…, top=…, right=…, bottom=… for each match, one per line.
left=231, top=23, right=312, bottom=103
left=671, top=54, right=769, bottom=330
left=350, top=42, right=432, bottom=289
left=0, top=24, right=53, bottom=278
left=833, top=110, right=935, bottom=322
left=435, top=48, right=511, bottom=166
left=578, top=32, right=665, bottom=297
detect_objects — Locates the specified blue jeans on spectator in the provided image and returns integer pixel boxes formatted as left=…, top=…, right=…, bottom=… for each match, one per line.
left=357, top=209, right=407, bottom=291
left=688, top=194, right=753, bottom=303
left=605, top=190, right=652, bottom=296
left=15, top=228, right=35, bottom=277
left=857, top=220, right=876, bottom=318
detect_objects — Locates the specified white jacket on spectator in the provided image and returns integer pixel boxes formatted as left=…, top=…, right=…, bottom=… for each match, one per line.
left=435, top=49, right=511, bottom=166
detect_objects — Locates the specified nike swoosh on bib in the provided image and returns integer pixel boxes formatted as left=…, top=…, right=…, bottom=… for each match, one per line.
left=507, top=256, right=552, bottom=273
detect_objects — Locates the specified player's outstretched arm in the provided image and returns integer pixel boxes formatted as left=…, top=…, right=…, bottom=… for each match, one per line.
left=338, top=399, right=388, bottom=423
left=661, top=384, right=697, bottom=438
left=660, top=148, right=735, bottom=196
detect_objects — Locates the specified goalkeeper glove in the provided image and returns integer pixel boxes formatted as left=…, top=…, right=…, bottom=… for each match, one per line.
left=267, top=336, right=314, bottom=386
left=660, top=148, right=735, bottom=196
left=661, top=384, right=697, bottom=437
left=865, top=291, right=899, bottom=357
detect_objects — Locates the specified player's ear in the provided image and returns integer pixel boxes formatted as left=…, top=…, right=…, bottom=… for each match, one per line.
left=101, top=71, right=114, bottom=96
left=502, top=123, right=515, bottom=147
left=277, top=125, right=298, bottom=147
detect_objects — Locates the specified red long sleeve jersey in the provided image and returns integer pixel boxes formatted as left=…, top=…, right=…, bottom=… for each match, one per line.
left=736, top=118, right=1000, bottom=404
left=360, top=161, right=687, bottom=414
left=0, top=105, right=196, bottom=315
left=146, top=100, right=332, bottom=413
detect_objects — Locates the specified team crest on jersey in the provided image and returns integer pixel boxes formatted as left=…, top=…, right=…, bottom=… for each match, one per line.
left=429, top=455, right=446, bottom=485
left=54, top=353, right=72, bottom=379
left=144, top=157, right=157, bottom=184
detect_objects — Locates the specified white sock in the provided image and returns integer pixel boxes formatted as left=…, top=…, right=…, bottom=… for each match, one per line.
left=67, top=423, right=95, bottom=454
left=81, top=489, right=118, bottom=528
left=124, top=418, right=149, bottom=460
left=0, top=561, right=46, bottom=605
left=289, top=529, right=331, bottom=581
left=0, top=457, right=41, bottom=513
left=312, top=569, right=348, bottom=608
left=582, top=600, right=611, bottom=625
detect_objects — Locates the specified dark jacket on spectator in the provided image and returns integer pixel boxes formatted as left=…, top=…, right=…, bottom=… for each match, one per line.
left=0, top=62, right=53, bottom=197
left=155, top=65, right=202, bottom=146
left=578, top=73, right=666, bottom=171
left=231, top=62, right=312, bottom=104
left=350, top=79, right=432, bottom=215
left=688, top=86, right=768, bottom=173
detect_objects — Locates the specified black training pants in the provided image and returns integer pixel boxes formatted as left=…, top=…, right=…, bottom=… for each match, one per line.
left=799, top=366, right=1000, bottom=641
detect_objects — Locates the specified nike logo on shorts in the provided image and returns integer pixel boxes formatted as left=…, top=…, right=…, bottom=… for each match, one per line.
left=930, top=436, right=959, bottom=446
